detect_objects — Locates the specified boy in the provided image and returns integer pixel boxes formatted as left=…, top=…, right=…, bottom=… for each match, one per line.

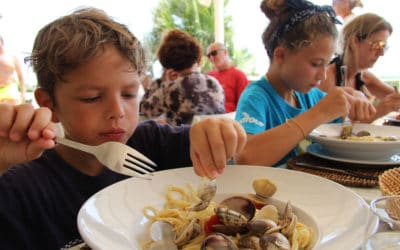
left=0, top=8, right=245, bottom=249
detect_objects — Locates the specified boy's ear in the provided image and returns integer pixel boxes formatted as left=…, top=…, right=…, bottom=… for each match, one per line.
left=34, top=88, right=60, bottom=123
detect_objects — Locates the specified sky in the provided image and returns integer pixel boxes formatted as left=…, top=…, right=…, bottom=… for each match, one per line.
left=0, top=0, right=398, bottom=85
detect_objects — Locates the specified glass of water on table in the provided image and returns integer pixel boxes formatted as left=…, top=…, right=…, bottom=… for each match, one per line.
left=362, top=195, right=400, bottom=249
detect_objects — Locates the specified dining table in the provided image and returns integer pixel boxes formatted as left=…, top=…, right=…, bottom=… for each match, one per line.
left=281, top=114, right=400, bottom=247
left=77, top=114, right=400, bottom=250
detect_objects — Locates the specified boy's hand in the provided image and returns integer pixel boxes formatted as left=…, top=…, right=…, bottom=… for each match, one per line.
left=189, top=118, right=246, bottom=179
left=0, top=103, right=57, bottom=172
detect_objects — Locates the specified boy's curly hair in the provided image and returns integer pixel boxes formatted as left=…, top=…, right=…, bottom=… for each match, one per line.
left=27, top=7, right=146, bottom=102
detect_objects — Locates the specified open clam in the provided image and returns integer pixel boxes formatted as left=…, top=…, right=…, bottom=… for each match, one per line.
left=260, top=232, right=291, bottom=250
left=280, top=201, right=297, bottom=238
left=216, top=196, right=256, bottom=227
left=149, top=219, right=201, bottom=248
left=190, top=178, right=217, bottom=211
left=148, top=221, right=178, bottom=250
left=247, top=218, right=280, bottom=235
left=200, top=233, right=238, bottom=250
left=174, top=218, right=202, bottom=246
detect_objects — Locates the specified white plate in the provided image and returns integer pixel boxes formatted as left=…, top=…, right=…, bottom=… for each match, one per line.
left=308, top=123, right=400, bottom=161
left=77, top=166, right=377, bottom=250
left=307, top=143, right=400, bottom=166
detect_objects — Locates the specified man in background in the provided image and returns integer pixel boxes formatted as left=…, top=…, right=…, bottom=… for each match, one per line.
left=332, top=0, right=363, bottom=23
left=207, top=42, right=248, bottom=113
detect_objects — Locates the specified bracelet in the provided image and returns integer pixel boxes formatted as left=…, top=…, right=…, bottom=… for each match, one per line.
left=287, top=119, right=306, bottom=139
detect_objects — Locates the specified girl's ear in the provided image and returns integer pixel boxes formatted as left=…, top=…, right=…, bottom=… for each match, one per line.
left=274, top=46, right=286, bottom=64
left=34, top=88, right=59, bottom=122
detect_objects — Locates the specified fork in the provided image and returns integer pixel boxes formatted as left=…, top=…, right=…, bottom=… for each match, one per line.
left=56, top=136, right=156, bottom=180
left=340, top=65, right=353, bottom=139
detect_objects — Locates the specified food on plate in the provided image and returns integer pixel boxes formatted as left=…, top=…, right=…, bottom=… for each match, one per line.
left=340, top=124, right=353, bottom=139
left=253, top=178, right=277, bottom=198
left=396, top=114, right=400, bottom=120
left=142, top=178, right=315, bottom=249
left=343, top=135, right=398, bottom=142
left=318, top=129, right=398, bottom=142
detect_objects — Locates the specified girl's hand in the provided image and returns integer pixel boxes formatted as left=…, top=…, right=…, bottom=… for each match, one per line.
left=313, top=87, right=351, bottom=122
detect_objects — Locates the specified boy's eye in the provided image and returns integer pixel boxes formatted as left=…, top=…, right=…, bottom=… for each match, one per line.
left=122, top=92, right=138, bottom=99
left=311, top=62, right=322, bottom=67
left=80, top=96, right=100, bottom=103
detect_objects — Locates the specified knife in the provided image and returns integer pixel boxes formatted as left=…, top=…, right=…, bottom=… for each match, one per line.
left=294, top=162, right=378, bottom=180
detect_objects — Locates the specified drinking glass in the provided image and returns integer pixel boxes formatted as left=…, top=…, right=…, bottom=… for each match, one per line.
left=362, top=195, right=400, bottom=250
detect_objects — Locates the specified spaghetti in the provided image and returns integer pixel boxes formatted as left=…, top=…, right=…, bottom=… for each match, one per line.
left=142, top=182, right=315, bottom=249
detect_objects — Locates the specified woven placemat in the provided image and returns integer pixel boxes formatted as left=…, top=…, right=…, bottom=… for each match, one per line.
left=287, top=154, right=397, bottom=187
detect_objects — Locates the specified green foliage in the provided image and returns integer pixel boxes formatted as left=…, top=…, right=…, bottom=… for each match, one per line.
left=142, top=0, right=255, bottom=76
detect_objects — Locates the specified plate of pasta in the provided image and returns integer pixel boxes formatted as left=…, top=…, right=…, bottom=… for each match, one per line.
left=77, top=166, right=376, bottom=250
left=308, top=123, right=400, bottom=161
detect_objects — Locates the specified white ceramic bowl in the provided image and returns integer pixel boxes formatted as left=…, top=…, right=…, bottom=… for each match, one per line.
left=78, top=166, right=373, bottom=250
left=308, top=123, right=400, bottom=161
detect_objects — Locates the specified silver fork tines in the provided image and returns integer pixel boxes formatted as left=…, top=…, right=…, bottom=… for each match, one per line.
left=56, top=137, right=156, bottom=180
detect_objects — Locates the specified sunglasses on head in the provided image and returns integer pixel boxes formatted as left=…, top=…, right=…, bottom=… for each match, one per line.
left=207, top=48, right=223, bottom=58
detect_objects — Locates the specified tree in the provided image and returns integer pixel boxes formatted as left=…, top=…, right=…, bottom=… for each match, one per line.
left=142, top=0, right=254, bottom=76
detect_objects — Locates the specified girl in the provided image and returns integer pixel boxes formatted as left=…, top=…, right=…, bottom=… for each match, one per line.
left=234, top=0, right=375, bottom=167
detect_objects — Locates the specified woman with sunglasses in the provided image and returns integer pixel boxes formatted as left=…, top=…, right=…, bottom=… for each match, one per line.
left=319, top=13, right=400, bottom=120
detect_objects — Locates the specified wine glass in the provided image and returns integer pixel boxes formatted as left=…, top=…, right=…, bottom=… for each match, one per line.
left=362, top=195, right=400, bottom=250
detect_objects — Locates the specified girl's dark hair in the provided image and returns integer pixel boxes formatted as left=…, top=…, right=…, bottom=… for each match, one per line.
left=260, top=0, right=339, bottom=60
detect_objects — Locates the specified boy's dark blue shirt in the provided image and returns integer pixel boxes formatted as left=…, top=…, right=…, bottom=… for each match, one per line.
left=0, top=120, right=191, bottom=249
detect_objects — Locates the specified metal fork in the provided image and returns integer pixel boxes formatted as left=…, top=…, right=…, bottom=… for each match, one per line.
left=56, top=136, right=156, bottom=180
left=340, top=65, right=353, bottom=139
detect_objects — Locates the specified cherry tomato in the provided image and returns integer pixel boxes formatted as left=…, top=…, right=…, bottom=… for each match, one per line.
left=252, top=200, right=266, bottom=210
left=204, top=215, right=221, bottom=235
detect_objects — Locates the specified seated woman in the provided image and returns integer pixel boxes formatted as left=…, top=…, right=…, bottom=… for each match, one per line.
left=319, top=13, right=400, bottom=121
left=234, top=0, right=375, bottom=167
left=140, top=29, right=225, bottom=125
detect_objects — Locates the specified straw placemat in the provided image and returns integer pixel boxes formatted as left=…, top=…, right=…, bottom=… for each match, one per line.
left=287, top=153, right=397, bottom=187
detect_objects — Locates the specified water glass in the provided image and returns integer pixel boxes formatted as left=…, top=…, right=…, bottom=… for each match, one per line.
left=362, top=195, right=400, bottom=250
